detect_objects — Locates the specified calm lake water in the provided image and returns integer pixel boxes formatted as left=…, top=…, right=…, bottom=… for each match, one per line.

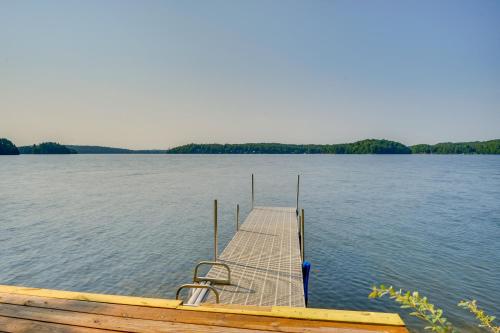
left=1, top=155, right=499, bottom=332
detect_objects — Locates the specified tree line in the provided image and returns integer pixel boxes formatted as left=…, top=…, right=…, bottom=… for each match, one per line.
left=411, top=140, right=500, bottom=154
left=18, top=142, right=77, bottom=154
left=166, top=139, right=500, bottom=154
left=2, top=138, right=499, bottom=155
left=0, top=139, right=76, bottom=155
left=165, top=140, right=411, bottom=154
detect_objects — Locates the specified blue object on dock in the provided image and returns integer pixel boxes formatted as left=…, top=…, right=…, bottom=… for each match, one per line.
left=302, top=261, right=311, bottom=306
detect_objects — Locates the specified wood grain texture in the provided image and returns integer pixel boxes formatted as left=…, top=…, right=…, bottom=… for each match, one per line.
left=0, top=285, right=181, bottom=309
left=0, top=290, right=409, bottom=332
left=0, top=293, right=406, bottom=333
left=0, top=315, right=119, bottom=333
left=0, top=303, right=265, bottom=333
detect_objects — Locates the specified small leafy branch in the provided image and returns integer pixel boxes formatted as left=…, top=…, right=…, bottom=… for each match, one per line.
left=369, top=285, right=454, bottom=332
left=369, top=285, right=499, bottom=333
left=458, top=300, right=500, bottom=333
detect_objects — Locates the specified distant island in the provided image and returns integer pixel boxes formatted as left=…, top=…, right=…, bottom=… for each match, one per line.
left=1, top=138, right=499, bottom=155
left=18, top=142, right=77, bottom=154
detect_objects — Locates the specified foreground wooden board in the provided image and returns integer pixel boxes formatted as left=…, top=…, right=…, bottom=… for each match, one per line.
left=0, top=285, right=181, bottom=308
left=0, top=285, right=408, bottom=333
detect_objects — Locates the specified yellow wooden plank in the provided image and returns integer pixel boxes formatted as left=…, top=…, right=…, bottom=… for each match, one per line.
left=271, top=306, right=405, bottom=326
left=0, top=285, right=181, bottom=309
left=178, top=304, right=272, bottom=316
left=0, top=284, right=405, bottom=326
left=179, top=303, right=405, bottom=326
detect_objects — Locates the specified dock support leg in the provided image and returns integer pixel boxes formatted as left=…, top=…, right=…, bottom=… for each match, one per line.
left=301, top=209, right=305, bottom=262
left=236, top=204, right=239, bottom=231
left=251, top=174, right=254, bottom=209
left=296, top=174, right=300, bottom=216
left=298, top=215, right=302, bottom=256
left=214, top=199, right=218, bottom=262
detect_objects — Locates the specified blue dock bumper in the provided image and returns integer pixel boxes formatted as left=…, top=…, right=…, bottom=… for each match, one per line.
left=302, top=261, right=311, bottom=306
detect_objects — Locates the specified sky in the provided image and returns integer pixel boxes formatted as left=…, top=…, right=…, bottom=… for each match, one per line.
left=1, top=0, right=499, bottom=149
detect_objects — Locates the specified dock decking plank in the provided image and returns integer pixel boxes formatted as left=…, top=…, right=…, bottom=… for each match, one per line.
left=206, top=207, right=304, bottom=307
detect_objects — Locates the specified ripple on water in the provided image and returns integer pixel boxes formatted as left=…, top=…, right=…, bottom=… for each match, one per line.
left=1, top=155, right=499, bottom=332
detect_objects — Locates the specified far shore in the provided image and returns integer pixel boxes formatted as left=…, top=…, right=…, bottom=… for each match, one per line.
left=2, top=138, right=500, bottom=155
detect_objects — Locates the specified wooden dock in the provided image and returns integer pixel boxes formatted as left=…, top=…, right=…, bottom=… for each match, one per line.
left=0, top=285, right=409, bottom=332
left=0, top=175, right=410, bottom=332
left=205, top=206, right=305, bottom=307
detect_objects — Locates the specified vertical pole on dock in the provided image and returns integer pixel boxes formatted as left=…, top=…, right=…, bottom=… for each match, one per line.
left=298, top=215, right=302, bottom=255
left=301, top=208, right=305, bottom=262
left=296, top=174, right=300, bottom=216
left=236, top=204, right=240, bottom=231
left=251, top=174, right=254, bottom=209
left=214, top=199, right=218, bottom=262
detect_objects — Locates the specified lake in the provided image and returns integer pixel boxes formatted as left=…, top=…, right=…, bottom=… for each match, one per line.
left=1, top=155, right=499, bottom=332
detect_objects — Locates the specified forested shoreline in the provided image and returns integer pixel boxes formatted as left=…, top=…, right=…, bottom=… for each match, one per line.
left=1, top=138, right=499, bottom=155
left=166, top=139, right=500, bottom=154
left=18, top=142, right=77, bottom=154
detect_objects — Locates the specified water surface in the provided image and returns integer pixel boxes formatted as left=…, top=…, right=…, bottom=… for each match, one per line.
left=1, top=155, right=499, bottom=332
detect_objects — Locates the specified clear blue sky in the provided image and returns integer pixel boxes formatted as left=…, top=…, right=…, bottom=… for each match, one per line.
left=1, top=0, right=499, bottom=149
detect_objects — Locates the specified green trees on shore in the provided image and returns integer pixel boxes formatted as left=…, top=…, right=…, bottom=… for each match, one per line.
left=410, top=140, right=500, bottom=154
left=2, top=138, right=500, bottom=155
left=0, top=138, right=20, bottom=155
left=18, top=142, right=77, bottom=154
left=166, top=140, right=412, bottom=154
left=324, top=139, right=411, bottom=154
left=166, top=139, right=500, bottom=154
left=1, top=138, right=77, bottom=155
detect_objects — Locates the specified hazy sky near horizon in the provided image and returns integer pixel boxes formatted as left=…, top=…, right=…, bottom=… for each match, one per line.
left=1, top=0, right=499, bottom=149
